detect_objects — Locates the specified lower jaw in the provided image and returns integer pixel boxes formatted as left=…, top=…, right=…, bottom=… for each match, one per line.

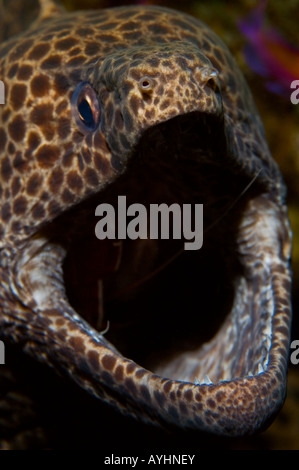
left=8, top=113, right=292, bottom=435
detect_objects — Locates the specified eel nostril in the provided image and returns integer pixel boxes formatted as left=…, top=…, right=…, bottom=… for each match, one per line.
left=196, top=66, right=219, bottom=91
left=141, top=79, right=150, bottom=88
left=207, top=77, right=217, bottom=90
left=138, top=76, right=154, bottom=95
left=206, top=72, right=220, bottom=93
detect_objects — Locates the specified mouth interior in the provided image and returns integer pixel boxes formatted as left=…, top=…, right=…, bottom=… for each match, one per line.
left=35, top=111, right=271, bottom=385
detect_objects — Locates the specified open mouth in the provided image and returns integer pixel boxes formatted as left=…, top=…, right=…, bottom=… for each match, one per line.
left=12, top=109, right=291, bottom=435
left=62, top=111, right=261, bottom=379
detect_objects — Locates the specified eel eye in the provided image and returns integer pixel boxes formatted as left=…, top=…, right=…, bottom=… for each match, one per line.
left=71, top=82, right=100, bottom=132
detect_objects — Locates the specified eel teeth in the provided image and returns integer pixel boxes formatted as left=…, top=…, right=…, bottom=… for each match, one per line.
left=199, top=374, right=213, bottom=385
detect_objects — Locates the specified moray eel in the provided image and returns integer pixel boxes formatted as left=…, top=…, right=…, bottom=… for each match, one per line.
left=0, top=0, right=292, bottom=437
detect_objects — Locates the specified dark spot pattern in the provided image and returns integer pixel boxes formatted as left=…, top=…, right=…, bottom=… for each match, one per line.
left=30, top=74, right=50, bottom=97
left=8, top=114, right=26, bottom=142
left=28, top=43, right=51, bottom=60
left=36, top=145, right=60, bottom=168
left=41, top=55, right=62, bottom=70
left=13, top=196, right=27, bottom=215
left=10, top=84, right=27, bottom=111
left=55, top=37, right=78, bottom=51
left=26, top=173, right=43, bottom=196
left=17, top=65, right=33, bottom=81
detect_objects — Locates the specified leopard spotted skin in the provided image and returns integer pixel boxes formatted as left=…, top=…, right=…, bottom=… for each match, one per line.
left=0, top=0, right=292, bottom=446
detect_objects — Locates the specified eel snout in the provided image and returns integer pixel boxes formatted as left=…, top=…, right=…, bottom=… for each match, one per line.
left=87, top=41, right=223, bottom=161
